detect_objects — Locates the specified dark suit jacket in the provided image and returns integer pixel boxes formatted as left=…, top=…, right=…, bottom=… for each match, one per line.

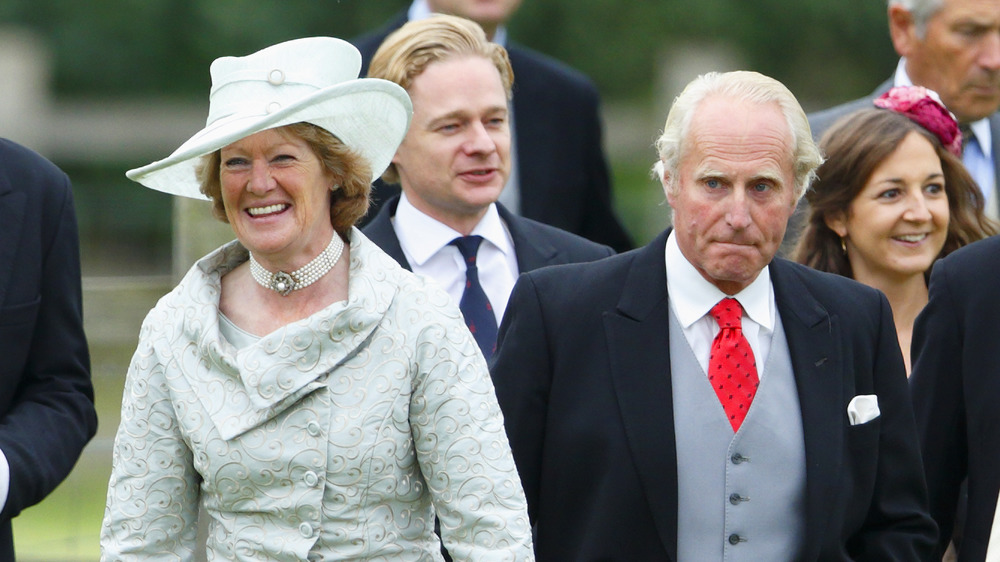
left=492, top=230, right=937, bottom=561
left=0, top=139, right=97, bottom=558
left=352, top=10, right=633, bottom=252
left=361, top=195, right=614, bottom=274
left=910, top=235, right=1000, bottom=561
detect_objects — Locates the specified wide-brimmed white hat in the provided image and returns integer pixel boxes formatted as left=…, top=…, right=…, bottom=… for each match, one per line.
left=127, top=36, right=412, bottom=199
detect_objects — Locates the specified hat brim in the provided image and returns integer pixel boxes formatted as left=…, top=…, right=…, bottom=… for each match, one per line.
left=127, top=78, right=412, bottom=199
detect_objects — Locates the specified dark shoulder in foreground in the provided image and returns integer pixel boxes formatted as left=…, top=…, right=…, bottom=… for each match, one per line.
left=771, top=256, right=890, bottom=311
left=931, top=234, right=1000, bottom=274
left=0, top=138, right=72, bottom=198
left=518, top=242, right=642, bottom=295
left=512, top=212, right=615, bottom=263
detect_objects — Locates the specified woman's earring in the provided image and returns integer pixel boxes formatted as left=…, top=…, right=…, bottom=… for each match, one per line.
left=840, top=237, right=847, bottom=254
left=331, top=184, right=340, bottom=192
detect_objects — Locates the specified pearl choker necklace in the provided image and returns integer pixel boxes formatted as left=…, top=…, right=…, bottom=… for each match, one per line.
left=248, top=234, right=345, bottom=296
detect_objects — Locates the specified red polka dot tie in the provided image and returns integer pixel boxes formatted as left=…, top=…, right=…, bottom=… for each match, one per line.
left=708, top=298, right=759, bottom=432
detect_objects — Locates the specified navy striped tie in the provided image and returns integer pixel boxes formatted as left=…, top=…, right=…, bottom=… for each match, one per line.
left=451, top=235, right=498, bottom=360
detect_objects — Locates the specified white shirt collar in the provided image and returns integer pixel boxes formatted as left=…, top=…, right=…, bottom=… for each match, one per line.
left=393, top=193, right=514, bottom=266
left=408, top=0, right=508, bottom=45
left=896, top=58, right=992, bottom=158
left=664, top=230, right=774, bottom=331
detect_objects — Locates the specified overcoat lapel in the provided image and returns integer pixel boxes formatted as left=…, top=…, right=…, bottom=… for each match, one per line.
left=362, top=197, right=411, bottom=270
left=604, top=231, right=678, bottom=560
left=498, top=204, right=559, bottom=272
left=770, top=260, right=844, bottom=561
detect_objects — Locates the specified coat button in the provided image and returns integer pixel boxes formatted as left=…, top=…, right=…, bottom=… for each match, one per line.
left=728, top=533, right=743, bottom=545
left=729, top=493, right=743, bottom=505
left=304, top=471, right=319, bottom=487
left=299, top=522, right=314, bottom=538
left=266, top=101, right=282, bottom=114
left=306, top=421, right=321, bottom=437
left=731, top=453, right=747, bottom=464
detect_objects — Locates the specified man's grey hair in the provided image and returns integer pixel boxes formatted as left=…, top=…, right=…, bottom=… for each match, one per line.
left=888, top=0, right=946, bottom=37
left=651, top=70, right=824, bottom=202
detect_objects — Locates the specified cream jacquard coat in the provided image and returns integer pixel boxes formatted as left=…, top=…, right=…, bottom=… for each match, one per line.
left=101, top=230, right=533, bottom=561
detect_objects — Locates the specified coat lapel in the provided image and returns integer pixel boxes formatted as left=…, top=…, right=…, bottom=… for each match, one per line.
left=604, top=231, right=678, bottom=559
left=360, top=196, right=412, bottom=270
left=498, top=203, right=559, bottom=271
left=770, top=260, right=844, bottom=560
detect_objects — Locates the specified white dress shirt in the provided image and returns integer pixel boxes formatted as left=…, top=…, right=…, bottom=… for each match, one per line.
left=895, top=59, right=997, bottom=218
left=392, top=193, right=519, bottom=325
left=664, top=231, right=776, bottom=375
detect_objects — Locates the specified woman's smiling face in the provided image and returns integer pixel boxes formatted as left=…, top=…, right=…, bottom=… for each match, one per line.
left=219, top=126, right=336, bottom=270
left=828, top=131, right=950, bottom=283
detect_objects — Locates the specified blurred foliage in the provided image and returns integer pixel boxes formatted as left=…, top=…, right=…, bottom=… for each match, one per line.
left=0, top=0, right=895, bottom=108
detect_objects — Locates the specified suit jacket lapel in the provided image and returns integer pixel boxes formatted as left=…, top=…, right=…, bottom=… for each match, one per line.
left=360, top=196, right=412, bottom=271
left=770, top=260, right=843, bottom=561
left=497, top=203, right=558, bottom=271
left=604, top=231, right=678, bottom=559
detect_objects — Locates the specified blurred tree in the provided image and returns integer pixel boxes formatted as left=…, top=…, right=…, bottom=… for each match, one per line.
left=0, top=1, right=407, bottom=98
left=0, top=0, right=894, bottom=109
left=510, top=0, right=896, bottom=109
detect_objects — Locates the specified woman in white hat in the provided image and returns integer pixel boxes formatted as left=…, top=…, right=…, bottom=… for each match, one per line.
left=100, top=37, right=533, bottom=560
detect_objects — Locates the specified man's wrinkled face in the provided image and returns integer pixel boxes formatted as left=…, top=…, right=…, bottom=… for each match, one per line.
left=902, top=0, right=1000, bottom=122
left=664, top=96, right=798, bottom=295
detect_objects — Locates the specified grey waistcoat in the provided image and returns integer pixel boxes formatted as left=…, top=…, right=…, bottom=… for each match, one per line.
left=671, top=307, right=806, bottom=561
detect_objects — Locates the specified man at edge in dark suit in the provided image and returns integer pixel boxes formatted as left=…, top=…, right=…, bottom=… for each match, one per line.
left=0, top=138, right=97, bottom=559
left=491, top=70, right=937, bottom=560
left=910, top=235, right=1000, bottom=561
left=353, top=0, right=633, bottom=252
left=362, top=14, right=613, bottom=365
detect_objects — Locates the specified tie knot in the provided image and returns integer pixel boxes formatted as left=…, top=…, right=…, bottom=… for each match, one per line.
left=451, top=235, right=484, bottom=264
left=710, top=298, right=743, bottom=330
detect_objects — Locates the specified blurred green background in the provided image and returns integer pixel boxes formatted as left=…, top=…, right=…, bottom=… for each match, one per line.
left=0, top=0, right=897, bottom=559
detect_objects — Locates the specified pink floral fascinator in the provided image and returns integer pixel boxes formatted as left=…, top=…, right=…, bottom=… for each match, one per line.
left=873, top=85, right=963, bottom=157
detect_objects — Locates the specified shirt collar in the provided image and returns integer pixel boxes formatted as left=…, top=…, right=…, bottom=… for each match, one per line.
left=896, top=58, right=992, bottom=157
left=409, top=0, right=508, bottom=45
left=393, top=193, right=513, bottom=266
left=665, top=230, right=774, bottom=330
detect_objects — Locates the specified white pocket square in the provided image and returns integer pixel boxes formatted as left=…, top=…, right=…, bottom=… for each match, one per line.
left=847, top=394, right=880, bottom=426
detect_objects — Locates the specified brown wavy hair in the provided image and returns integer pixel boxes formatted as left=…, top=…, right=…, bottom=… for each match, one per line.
left=793, top=108, right=997, bottom=278
left=195, top=122, right=372, bottom=237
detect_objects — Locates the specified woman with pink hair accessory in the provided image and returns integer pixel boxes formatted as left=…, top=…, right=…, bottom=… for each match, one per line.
left=794, top=85, right=996, bottom=374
